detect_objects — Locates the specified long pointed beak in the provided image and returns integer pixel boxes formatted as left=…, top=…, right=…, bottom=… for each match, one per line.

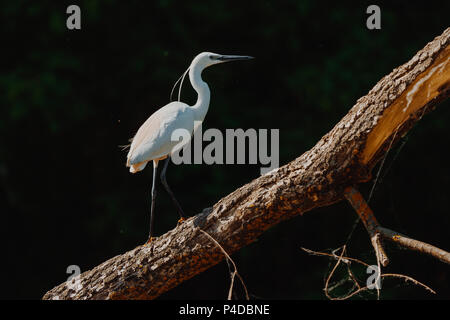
left=217, top=55, right=254, bottom=62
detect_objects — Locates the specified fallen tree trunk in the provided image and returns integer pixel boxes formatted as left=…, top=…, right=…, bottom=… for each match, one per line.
left=43, top=27, right=450, bottom=300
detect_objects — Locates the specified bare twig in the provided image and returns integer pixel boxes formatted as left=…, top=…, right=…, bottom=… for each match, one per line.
left=302, top=247, right=369, bottom=267
left=321, top=246, right=380, bottom=300
left=368, top=127, right=400, bottom=203
left=344, top=187, right=389, bottom=267
left=302, top=246, right=435, bottom=299
left=379, top=227, right=450, bottom=265
left=323, top=245, right=348, bottom=300
left=382, top=273, right=435, bottom=294
left=199, top=229, right=249, bottom=300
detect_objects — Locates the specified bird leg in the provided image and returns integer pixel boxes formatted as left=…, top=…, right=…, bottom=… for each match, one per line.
left=161, top=156, right=186, bottom=221
left=344, top=186, right=389, bottom=267
left=147, top=160, right=159, bottom=244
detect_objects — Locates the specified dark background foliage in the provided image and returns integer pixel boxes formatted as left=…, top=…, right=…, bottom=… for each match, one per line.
left=1, top=0, right=449, bottom=299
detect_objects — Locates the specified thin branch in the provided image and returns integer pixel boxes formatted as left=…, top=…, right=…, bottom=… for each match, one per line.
left=344, top=187, right=389, bottom=267
left=301, top=247, right=370, bottom=267
left=302, top=246, right=436, bottom=299
left=379, top=227, right=450, bottom=265
left=382, top=273, right=435, bottom=295
left=324, top=245, right=348, bottom=300
left=368, top=126, right=400, bottom=202
left=199, top=229, right=249, bottom=300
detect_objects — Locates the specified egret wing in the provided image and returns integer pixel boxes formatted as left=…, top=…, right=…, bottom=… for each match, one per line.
left=127, top=102, right=194, bottom=166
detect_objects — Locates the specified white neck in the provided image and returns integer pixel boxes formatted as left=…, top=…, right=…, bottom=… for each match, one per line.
left=189, top=63, right=210, bottom=122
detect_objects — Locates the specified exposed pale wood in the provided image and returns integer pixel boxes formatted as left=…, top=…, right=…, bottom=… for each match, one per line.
left=43, top=28, right=450, bottom=300
left=362, top=45, right=450, bottom=164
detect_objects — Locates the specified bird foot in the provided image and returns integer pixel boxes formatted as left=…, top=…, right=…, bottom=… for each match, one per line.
left=177, top=217, right=186, bottom=226
left=145, top=236, right=157, bottom=245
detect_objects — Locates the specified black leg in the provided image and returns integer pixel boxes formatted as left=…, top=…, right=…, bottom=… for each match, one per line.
left=148, top=160, right=158, bottom=242
left=161, top=156, right=186, bottom=219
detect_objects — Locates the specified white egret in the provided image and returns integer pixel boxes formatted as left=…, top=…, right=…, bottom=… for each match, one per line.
left=126, top=52, right=253, bottom=243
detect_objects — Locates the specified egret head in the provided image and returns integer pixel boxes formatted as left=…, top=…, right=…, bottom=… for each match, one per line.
left=191, top=52, right=254, bottom=70
left=171, top=52, right=253, bottom=102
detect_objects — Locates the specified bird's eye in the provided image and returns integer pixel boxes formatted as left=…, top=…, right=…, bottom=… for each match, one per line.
left=209, top=55, right=217, bottom=60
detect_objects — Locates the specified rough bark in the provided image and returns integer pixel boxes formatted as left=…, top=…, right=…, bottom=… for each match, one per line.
left=43, top=28, right=450, bottom=300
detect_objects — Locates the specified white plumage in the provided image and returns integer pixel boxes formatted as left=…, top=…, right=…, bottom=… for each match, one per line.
left=127, top=101, right=194, bottom=172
